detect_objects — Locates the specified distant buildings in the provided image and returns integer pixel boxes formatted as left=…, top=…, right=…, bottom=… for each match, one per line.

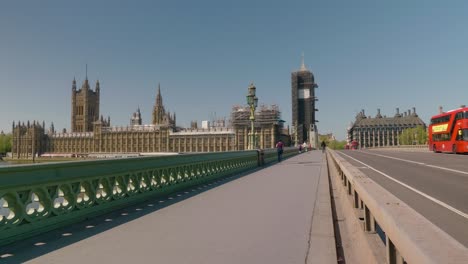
left=11, top=77, right=288, bottom=158
left=348, top=108, right=426, bottom=148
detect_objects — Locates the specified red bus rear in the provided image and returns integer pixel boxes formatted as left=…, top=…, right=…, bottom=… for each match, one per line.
left=350, top=140, right=359, bottom=150
left=429, top=106, right=468, bottom=153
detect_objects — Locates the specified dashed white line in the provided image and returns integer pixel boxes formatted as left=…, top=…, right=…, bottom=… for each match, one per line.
left=338, top=151, right=468, bottom=220
left=362, top=151, right=468, bottom=176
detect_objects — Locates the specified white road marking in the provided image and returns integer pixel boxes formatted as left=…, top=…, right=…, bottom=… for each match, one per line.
left=362, top=151, right=468, bottom=176
left=338, top=151, right=468, bottom=220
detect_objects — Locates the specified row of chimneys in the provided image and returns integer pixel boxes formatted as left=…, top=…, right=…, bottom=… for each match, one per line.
left=359, top=107, right=417, bottom=118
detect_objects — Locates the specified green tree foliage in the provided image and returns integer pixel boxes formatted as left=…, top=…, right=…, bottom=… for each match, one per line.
left=318, top=135, right=347, bottom=150
left=328, top=140, right=347, bottom=150
left=0, top=133, right=12, bottom=154
left=318, top=135, right=330, bottom=146
left=398, top=126, right=427, bottom=145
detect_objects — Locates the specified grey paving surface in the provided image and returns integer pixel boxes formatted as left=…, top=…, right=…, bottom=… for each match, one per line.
left=3, top=151, right=335, bottom=264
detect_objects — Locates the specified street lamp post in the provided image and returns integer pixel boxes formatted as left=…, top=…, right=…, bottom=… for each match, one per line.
left=246, top=82, right=258, bottom=150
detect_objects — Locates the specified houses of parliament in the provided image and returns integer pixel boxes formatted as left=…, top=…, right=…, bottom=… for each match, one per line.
left=12, top=76, right=286, bottom=158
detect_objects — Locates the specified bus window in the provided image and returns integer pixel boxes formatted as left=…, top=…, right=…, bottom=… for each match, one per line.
left=463, top=129, right=468, bottom=141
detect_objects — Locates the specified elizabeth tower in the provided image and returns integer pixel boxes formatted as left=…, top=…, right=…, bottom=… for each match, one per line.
left=291, top=55, right=318, bottom=144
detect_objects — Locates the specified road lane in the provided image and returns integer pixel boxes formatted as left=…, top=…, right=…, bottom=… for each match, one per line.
left=336, top=149, right=468, bottom=247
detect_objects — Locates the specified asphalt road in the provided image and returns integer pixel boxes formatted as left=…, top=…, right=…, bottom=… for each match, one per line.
left=336, top=149, right=468, bottom=247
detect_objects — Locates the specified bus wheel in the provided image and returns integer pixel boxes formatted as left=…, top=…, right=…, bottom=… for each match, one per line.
left=433, top=145, right=437, bottom=153
left=452, top=145, right=457, bottom=154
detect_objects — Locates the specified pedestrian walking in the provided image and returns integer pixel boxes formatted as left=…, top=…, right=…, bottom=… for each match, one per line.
left=276, top=140, right=284, bottom=162
left=321, top=141, right=326, bottom=153
left=302, top=142, right=308, bottom=152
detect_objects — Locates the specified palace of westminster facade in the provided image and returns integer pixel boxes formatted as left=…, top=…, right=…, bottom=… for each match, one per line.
left=12, top=77, right=286, bottom=158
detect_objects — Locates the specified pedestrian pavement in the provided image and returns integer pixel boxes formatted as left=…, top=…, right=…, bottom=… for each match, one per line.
left=3, top=151, right=336, bottom=264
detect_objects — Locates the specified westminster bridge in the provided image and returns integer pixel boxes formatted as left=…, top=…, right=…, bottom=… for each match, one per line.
left=0, top=148, right=467, bottom=263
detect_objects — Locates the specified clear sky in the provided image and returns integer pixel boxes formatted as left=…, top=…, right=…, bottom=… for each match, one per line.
left=1, top=1, right=468, bottom=140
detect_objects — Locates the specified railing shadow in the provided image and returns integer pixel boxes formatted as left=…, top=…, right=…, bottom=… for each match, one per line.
left=0, top=167, right=262, bottom=263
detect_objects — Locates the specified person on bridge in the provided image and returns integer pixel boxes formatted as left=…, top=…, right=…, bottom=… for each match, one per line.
left=321, top=141, right=326, bottom=153
left=276, top=139, right=284, bottom=162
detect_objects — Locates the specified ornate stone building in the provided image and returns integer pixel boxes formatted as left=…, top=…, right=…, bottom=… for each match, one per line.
left=348, top=107, right=426, bottom=148
left=12, top=79, right=285, bottom=158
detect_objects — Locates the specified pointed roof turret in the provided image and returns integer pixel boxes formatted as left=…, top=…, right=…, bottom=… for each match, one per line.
left=376, top=109, right=382, bottom=118
left=72, top=77, right=77, bottom=91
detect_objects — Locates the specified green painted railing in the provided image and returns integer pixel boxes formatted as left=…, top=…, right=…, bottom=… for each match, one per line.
left=0, top=148, right=297, bottom=246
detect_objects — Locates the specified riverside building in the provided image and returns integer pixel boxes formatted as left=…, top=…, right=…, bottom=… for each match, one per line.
left=347, top=108, right=426, bottom=148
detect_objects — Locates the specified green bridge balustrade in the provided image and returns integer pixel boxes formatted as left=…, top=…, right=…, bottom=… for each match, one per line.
left=0, top=148, right=297, bottom=246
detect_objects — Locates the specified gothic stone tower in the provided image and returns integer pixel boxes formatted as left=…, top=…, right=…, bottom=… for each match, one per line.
left=291, top=55, right=318, bottom=144
left=152, top=84, right=176, bottom=127
left=71, top=77, right=100, bottom=132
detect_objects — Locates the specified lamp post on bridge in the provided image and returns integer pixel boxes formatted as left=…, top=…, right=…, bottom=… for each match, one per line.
left=246, top=82, right=258, bottom=150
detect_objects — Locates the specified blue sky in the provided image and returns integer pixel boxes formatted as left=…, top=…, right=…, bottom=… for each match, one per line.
left=1, top=1, right=468, bottom=140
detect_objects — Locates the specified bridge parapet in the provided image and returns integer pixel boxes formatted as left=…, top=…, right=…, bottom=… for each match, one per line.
left=327, top=149, right=468, bottom=263
left=0, top=148, right=297, bottom=246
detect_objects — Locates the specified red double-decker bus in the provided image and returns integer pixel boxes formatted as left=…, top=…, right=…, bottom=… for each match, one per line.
left=429, top=106, right=468, bottom=153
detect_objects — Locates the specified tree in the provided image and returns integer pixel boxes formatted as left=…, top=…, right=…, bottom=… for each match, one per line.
left=318, top=135, right=347, bottom=150
left=0, top=133, right=12, bottom=154
left=398, top=126, right=427, bottom=145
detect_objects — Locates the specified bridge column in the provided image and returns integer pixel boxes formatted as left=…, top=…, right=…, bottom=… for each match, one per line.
left=364, top=205, right=376, bottom=233
left=387, top=236, right=405, bottom=264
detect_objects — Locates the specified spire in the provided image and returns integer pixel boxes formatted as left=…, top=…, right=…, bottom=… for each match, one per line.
left=72, top=77, right=77, bottom=91
left=156, top=83, right=163, bottom=106
left=86, top=64, right=88, bottom=80
left=300, top=52, right=307, bottom=71
left=95, top=80, right=100, bottom=92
